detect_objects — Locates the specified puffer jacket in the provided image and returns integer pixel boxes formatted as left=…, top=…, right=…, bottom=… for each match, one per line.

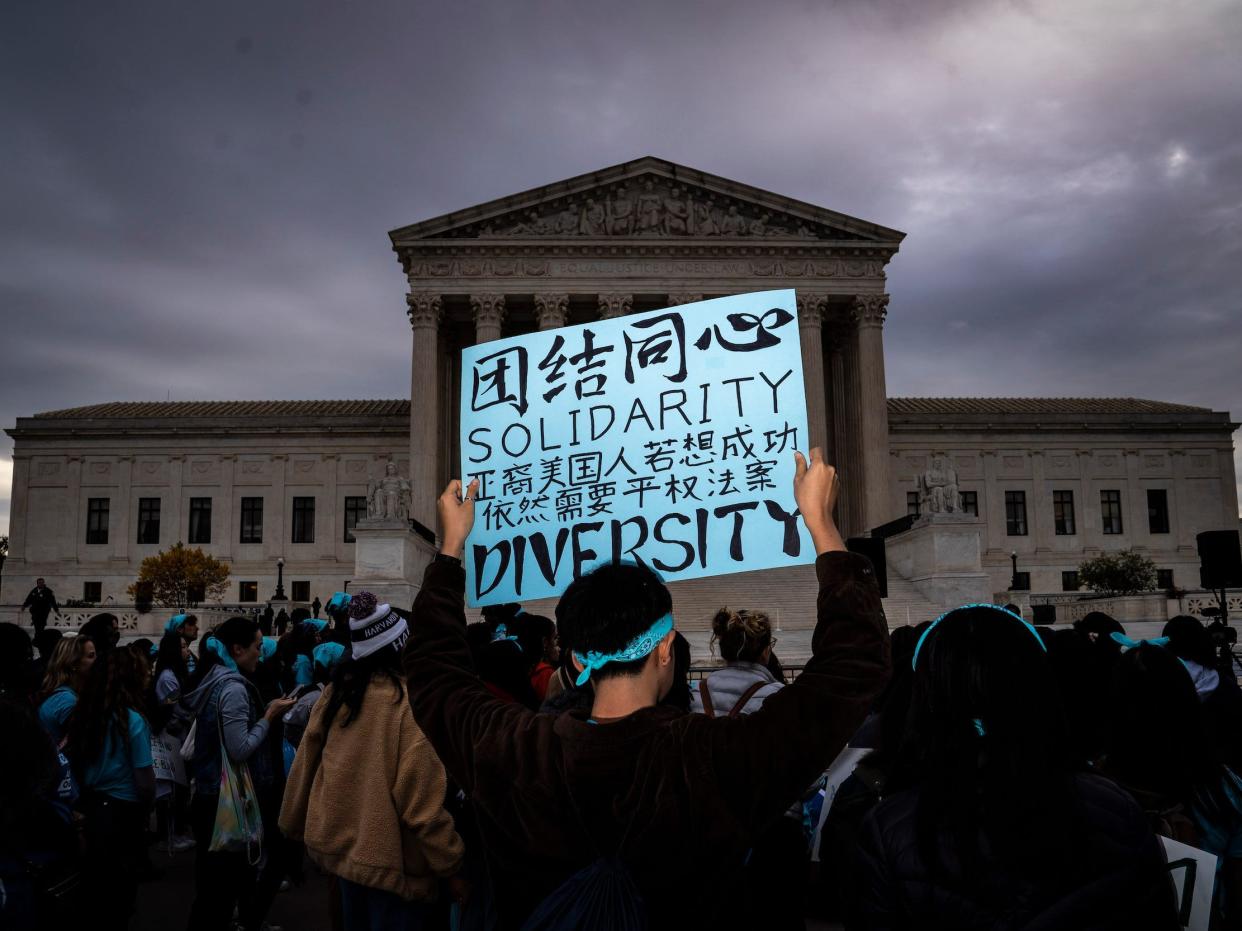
left=853, top=773, right=1179, bottom=930
left=690, top=661, right=783, bottom=717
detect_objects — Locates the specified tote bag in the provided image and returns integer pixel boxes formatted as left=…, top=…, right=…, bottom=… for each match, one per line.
left=208, top=691, right=264, bottom=864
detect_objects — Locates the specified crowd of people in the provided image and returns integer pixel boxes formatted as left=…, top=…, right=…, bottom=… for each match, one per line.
left=0, top=448, right=1237, bottom=930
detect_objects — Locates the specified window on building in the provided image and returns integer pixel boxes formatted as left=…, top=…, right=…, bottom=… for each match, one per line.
left=1157, top=568, right=1175, bottom=590
left=292, top=497, right=315, bottom=544
left=1148, top=489, right=1170, bottom=534
left=960, top=491, right=978, bottom=516
left=1061, top=571, right=1080, bottom=592
left=1101, top=490, right=1123, bottom=534
left=291, top=581, right=310, bottom=602
left=1005, top=491, right=1028, bottom=536
left=1053, top=490, right=1076, bottom=535
left=83, top=581, right=102, bottom=603
left=188, top=497, right=212, bottom=545
left=239, top=581, right=258, bottom=603
left=1012, top=572, right=1031, bottom=591
left=86, top=498, right=110, bottom=544
left=240, top=497, right=263, bottom=544
left=137, top=497, right=161, bottom=545
left=344, top=495, right=368, bottom=542
left=906, top=492, right=920, bottom=518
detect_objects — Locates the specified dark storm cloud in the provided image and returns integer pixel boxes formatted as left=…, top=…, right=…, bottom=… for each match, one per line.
left=2, top=0, right=1241, bottom=532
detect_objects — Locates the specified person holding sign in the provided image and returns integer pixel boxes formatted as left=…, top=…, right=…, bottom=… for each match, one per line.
left=403, top=448, right=891, bottom=930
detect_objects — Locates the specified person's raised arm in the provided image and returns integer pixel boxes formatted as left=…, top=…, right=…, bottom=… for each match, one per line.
left=697, top=448, right=891, bottom=833
left=403, top=479, right=538, bottom=797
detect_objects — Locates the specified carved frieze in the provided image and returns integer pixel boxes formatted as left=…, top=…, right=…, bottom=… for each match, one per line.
left=403, top=253, right=887, bottom=281
left=429, top=175, right=864, bottom=242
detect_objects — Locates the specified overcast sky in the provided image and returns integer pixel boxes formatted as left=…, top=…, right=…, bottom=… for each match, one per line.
left=3, top=0, right=1241, bottom=536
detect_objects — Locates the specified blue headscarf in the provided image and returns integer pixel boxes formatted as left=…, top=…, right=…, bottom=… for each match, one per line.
left=326, top=592, right=352, bottom=615
left=301, top=618, right=329, bottom=635
left=312, top=641, right=346, bottom=673
left=573, top=612, right=675, bottom=687
left=259, top=636, right=279, bottom=663
left=292, top=654, right=315, bottom=686
left=164, top=613, right=191, bottom=635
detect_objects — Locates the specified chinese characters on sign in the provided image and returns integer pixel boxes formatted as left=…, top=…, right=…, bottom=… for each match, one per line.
left=460, top=289, right=813, bottom=606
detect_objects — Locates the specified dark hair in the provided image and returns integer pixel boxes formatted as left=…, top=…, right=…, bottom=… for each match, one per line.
left=1075, top=611, right=1123, bottom=640
left=321, top=645, right=404, bottom=729
left=130, top=638, right=155, bottom=661
left=481, top=602, right=522, bottom=632
left=892, top=606, right=1082, bottom=883
left=65, top=647, right=149, bottom=780
left=1161, top=615, right=1216, bottom=669
left=556, top=562, right=672, bottom=683
left=711, top=607, right=773, bottom=663
left=33, top=628, right=64, bottom=658
left=660, top=631, right=692, bottom=712
left=155, top=631, right=189, bottom=688
left=1104, top=644, right=1232, bottom=816
left=0, top=623, right=34, bottom=701
left=196, top=617, right=260, bottom=680
left=78, top=613, right=119, bottom=652
left=509, top=613, right=555, bottom=666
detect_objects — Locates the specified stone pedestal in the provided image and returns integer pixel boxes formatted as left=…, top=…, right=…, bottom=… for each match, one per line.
left=351, top=519, right=437, bottom=609
left=886, top=514, right=991, bottom=611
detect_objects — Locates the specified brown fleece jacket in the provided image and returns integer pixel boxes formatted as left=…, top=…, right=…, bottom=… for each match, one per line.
left=278, top=675, right=464, bottom=901
left=403, top=551, right=891, bottom=930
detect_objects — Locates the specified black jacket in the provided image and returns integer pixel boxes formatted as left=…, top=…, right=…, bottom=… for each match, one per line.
left=405, top=552, right=891, bottom=931
left=853, top=773, right=1179, bottom=930
left=22, top=586, right=59, bottom=617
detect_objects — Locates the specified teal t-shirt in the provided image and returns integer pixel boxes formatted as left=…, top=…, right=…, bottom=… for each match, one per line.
left=81, top=710, right=153, bottom=802
left=38, top=686, right=77, bottom=743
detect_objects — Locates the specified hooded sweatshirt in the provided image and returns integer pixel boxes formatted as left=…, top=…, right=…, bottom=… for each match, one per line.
left=182, top=663, right=273, bottom=794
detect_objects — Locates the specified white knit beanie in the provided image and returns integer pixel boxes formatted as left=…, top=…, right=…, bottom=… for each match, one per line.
left=347, top=591, right=409, bottom=660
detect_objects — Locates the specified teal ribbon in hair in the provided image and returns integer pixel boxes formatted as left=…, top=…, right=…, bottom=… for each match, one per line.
left=205, top=636, right=237, bottom=671
left=573, top=612, right=674, bottom=687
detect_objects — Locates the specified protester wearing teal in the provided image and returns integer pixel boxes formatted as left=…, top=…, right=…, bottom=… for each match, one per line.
left=64, top=647, right=157, bottom=931
left=165, top=612, right=200, bottom=676
left=36, top=634, right=96, bottom=743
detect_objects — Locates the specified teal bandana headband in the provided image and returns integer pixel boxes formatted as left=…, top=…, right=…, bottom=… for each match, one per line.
left=165, top=614, right=190, bottom=635
left=326, top=592, right=351, bottom=613
left=302, top=617, right=328, bottom=634
left=912, top=603, right=1046, bottom=671
left=1110, top=632, right=1170, bottom=651
left=573, top=612, right=674, bottom=687
left=259, top=637, right=278, bottom=663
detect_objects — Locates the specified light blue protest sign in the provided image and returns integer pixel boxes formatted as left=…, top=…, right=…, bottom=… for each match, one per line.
left=459, top=289, right=813, bottom=607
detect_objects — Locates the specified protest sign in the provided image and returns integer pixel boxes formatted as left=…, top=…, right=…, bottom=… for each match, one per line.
left=1159, top=836, right=1216, bottom=931
left=459, top=289, right=813, bottom=607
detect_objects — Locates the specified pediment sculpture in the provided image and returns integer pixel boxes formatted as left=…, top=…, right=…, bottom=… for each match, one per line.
left=440, top=177, right=862, bottom=241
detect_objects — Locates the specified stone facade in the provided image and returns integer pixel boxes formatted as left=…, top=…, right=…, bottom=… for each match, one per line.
left=887, top=398, right=1240, bottom=596
left=2, top=158, right=1238, bottom=646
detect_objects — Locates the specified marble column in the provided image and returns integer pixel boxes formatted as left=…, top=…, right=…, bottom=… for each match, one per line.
left=980, top=451, right=1005, bottom=556
left=266, top=455, right=286, bottom=559
left=322, top=453, right=339, bottom=561
left=827, top=326, right=857, bottom=534
left=218, top=455, right=236, bottom=559
left=471, top=293, right=506, bottom=344
left=837, top=325, right=867, bottom=537
left=1170, top=450, right=1193, bottom=552
left=1029, top=450, right=1047, bottom=553
left=1076, top=449, right=1097, bottom=553
left=1124, top=448, right=1146, bottom=549
left=534, top=293, right=569, bottom=330
left=1218, top=447, right=1239, bottom=530
left=597, top=292, right=632, bottom=320
left=852, top=293, right=893, bottom=531
left=407, top=292, right=443, bottom=531
left=167, top=455, right=183, bottom=546
left=796, top=294, right=829, bottom=455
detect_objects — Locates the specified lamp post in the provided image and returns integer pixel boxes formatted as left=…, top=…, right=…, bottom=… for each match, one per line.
left=272, top=557, right=288, bottom=603
left=1009, top=551, right=1018, bottom=591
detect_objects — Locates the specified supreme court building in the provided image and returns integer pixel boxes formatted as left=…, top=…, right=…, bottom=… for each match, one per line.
left=4, top=158, right=1238, bottom=640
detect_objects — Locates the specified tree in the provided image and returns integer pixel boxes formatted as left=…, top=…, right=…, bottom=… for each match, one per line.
left=1077, top=549, right=1158, bottom=596
left=128, top=542, right=229, bottom=610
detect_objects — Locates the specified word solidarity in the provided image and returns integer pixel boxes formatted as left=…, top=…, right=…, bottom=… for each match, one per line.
left=460, top=289, right=813, bottom=605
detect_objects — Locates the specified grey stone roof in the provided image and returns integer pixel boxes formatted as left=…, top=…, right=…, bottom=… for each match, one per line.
left=33, top=397, right=1216, bottom=421
left=33, top=400, right=410, bottom=419
left=885, top=397, right=1211, bottom=416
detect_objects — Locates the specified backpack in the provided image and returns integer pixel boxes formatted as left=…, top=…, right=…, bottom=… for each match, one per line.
left=520, top=858, right=647, bottom=931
